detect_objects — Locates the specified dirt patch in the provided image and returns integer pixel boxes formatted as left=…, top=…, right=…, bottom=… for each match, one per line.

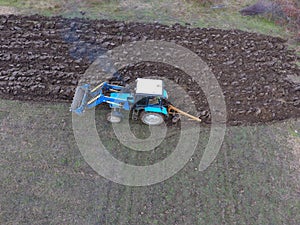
left=287, top=130, right=300, bottom=196
left=0, top=14, right=299, bottom=126
left=289, top=136, right=300, bottom=162
left=287, top=126, right=300, bottom=164
left=0, top=6, right=18, bottom=15
left=119, top=0, right=153, bottom=10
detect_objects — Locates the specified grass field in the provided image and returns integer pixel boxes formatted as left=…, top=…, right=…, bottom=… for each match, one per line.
left=0, top=99, right=299, bottom=224
left=0, top=0, right=291, bottom=38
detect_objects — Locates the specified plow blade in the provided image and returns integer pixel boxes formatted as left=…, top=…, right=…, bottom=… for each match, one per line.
left=70, top=84, right=90, bottom=115
left=168, top=105, right=201, bottom=122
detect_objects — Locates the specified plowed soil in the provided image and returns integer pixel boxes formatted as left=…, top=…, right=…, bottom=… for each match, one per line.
left=0, top=14, right=299, bottom=126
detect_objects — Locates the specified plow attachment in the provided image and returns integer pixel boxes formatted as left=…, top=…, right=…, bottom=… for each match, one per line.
left=70, top=84, right=91, bottom=115
left=70, top=82, right=124, bottom=116
left=168, top=105, right=201, bottom=122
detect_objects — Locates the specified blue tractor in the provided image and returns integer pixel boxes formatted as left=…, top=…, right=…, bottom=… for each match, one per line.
left=71, top=78, right=201, bottom=125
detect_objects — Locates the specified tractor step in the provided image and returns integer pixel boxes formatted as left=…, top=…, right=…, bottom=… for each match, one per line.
left=132, top=109, right=139, bottom=120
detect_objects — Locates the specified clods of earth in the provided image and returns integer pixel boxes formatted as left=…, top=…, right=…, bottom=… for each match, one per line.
left=0, top=14, right=299, bottom=126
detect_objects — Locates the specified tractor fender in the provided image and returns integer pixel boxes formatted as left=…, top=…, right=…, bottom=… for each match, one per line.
left=144, top=106, right=168, bottom=115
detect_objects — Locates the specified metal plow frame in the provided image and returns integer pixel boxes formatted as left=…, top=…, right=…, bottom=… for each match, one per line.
left=70, top=84, right=91, bottom=115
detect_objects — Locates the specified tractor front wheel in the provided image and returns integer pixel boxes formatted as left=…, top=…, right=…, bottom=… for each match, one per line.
left=140, top=112, right=165, bottom=126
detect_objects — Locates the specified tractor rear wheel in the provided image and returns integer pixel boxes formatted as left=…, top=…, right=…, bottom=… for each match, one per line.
left=140, top=112, right=164, bottom=126
left=107, top=113, right=122, bottom=123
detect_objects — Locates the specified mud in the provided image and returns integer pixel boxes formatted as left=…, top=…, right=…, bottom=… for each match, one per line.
left=0, top=14, right=299, bottom=125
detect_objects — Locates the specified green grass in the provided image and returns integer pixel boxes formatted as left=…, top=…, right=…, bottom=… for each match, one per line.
left=0, top=0, right=24, bottom=8
left=289, top=127, right=300, bottom=137
left=184, top=1, right=287, bottom=38
left=0, top=0, right=289, bottom=39
left=1, top=99, right=299, bottom=224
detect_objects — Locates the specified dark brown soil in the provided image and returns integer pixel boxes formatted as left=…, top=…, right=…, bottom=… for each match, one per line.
left=0, top=14, right=299, bottom=126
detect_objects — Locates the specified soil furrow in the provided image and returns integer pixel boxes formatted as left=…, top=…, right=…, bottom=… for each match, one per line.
left=0, top=14, right=299, bottom=125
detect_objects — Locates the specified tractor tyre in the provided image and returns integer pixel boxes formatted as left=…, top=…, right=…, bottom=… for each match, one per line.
left=107, top=112, right=122, bottom=123
left=140, top=112, right=165, bottom=126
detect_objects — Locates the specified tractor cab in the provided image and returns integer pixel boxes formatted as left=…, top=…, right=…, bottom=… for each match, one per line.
left=134, top=78, right=168, bottom=107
